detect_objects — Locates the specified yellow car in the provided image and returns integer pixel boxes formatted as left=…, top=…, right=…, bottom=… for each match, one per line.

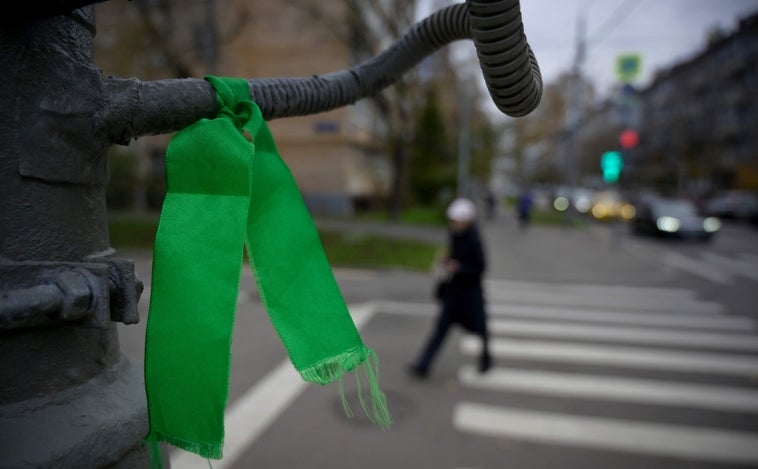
left=590, top=190, right=636, bottom=221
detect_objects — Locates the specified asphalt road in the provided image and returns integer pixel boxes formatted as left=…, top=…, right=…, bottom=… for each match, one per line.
left=117, top=214, right=758, bottom=469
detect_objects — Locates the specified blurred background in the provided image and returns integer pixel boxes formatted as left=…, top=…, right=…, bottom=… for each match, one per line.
left=94, top=1, right=758, bottom=468
left=95, top=0, right=758, bottom=232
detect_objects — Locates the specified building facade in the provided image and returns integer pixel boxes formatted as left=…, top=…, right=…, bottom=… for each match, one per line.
left=564, top=11, right=758, bottom=195
left=94, top=0, right=391, bottom=215
left=636, top=11, right=758, bottom=194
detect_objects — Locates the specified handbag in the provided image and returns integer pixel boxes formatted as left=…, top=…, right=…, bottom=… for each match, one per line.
left=431, top=252, right=451, bottom=301
left=434, top=278, right=450, bottom=301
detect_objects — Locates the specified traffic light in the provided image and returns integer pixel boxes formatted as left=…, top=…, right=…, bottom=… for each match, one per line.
left=601, top=151, right=623, bottom=183
left=619, top=129, right=639, bottom=149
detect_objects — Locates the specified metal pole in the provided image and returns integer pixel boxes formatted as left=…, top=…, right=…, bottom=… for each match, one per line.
left=0, top=8, right=148, bottom=467
left=565, top=12, right=586, bottom=224
left=457, top=85, right=472, bottom=198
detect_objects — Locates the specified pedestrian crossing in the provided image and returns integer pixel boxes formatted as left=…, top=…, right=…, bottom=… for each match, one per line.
left=453, top=403, right=758, bottom=465
left=663, top=251, right=758, bottom=284
left=457, top=366, right=758, bottom=413
left=155, top=273, right=758, bottom=467
left=451, top=279, right=758, bottom=466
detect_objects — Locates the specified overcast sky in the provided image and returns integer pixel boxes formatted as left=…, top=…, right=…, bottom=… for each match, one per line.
left=523, top=0, right=757, bottom=93
left=421, top=0, right=758, bottom=114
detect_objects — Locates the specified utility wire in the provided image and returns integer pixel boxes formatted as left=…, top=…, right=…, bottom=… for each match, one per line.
left=588, top=0, right=645, bottom=47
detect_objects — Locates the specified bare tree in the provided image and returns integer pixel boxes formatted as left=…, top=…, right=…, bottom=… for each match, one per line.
left=283, top=0, right=420, bottom=219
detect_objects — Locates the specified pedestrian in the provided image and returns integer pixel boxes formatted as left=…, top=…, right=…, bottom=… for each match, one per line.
left=408, top=197, right=491, bottom=379
left=484, top=190, right=497, bottom=221
left=517, top=187, right=534, bottom=229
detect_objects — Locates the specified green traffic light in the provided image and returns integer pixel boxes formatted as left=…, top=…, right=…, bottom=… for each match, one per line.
left=601, top=151, right=623, bottom=183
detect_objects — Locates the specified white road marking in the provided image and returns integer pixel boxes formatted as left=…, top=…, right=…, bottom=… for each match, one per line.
left=487, top=303, right=754, bottom=330
left=460, top=336, right=758, bottom=376
left=663, top=252, right=731, bottom=284
left=458, top=365, right=758, bottom=413
left=453, top=402, right=758, bottom=465
left=169, top=303, right=377, bottom=469
left=702, top=252, right=758, bottom=282
left=488, top=319, right=758, bottom=351
left=376, top=300, right=754, bottom=331
left=485, top=286, right=722, bottom=314
left=486, top=279, right=696, bottom=300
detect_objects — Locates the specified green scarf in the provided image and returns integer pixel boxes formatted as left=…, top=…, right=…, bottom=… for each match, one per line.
left=143, top=76, right=390, bottom=464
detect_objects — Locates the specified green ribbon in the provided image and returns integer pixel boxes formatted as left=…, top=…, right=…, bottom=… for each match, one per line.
left=143, top=76, right=390, bottom=465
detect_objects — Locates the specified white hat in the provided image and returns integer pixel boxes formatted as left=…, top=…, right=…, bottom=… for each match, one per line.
left=446, top=198, right=477, bottom=222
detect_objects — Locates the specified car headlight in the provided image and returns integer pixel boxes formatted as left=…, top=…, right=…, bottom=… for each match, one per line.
left=656, top=216, right=680, bottom=232
left=703, top=217, right=721, bottom=233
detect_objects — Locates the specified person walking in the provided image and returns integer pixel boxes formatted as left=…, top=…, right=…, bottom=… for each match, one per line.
left=517, top=187, right=534, bottom=229
left=408, top=197, right=491, bottom=379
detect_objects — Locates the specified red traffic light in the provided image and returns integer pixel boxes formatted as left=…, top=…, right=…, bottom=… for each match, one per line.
left=619, top=129, right=639, bottom=149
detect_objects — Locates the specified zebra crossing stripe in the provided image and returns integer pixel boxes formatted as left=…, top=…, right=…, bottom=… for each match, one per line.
left=488, top=319, right=758, bottom=351
left=374, top=300, right=755, bottom=331
left=702, top=252, right=758, bottom=281
left=485, top=279, right=696, bottom=300
left=485, top=287, right=723, bottom=314
left=460, top=336, right=758, bottom=376
left=458, top=366, right=758, bottom=413
left=663, top=252, right=731, bottom=284
left=453, top=402, right=758, bottom=465
left=488, top=303, right=756, bottom=331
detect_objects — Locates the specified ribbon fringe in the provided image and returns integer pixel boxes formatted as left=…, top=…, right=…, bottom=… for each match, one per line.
left=147, top=431, right=223, bottom=463
left=299, top=346, right=392, bottom=429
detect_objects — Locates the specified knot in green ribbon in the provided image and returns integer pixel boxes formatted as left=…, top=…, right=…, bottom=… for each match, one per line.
left=143, top=76, right=390, bottom=466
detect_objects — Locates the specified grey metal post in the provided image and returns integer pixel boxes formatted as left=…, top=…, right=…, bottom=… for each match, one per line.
left=0, top=7, right=149, bottom=468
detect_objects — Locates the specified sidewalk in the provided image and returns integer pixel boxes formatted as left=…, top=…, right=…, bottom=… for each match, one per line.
left=116, top=213, right=663, bottom=289
left=316, top=213, right=664, bottom=287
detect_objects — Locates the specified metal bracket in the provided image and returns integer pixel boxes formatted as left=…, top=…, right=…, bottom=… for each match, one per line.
left=0, top=258, right=142, bottom=331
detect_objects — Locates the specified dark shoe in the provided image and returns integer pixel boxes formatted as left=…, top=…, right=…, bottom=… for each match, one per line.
left=478, top=354, right=492, bottom=374
left=407, top=364, right=429, bottom=380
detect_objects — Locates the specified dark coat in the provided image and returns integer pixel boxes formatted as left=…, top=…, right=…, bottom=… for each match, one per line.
left=440, top=224, right=487, bottom=334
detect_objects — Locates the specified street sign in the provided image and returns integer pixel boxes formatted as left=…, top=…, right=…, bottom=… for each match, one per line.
left=616, top=53, right=641, bottom=83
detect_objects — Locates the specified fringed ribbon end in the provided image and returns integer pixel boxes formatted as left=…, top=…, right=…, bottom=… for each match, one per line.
left=145, top=430, right=223, bottom=466
left=144, top=433, right=163, bottom=469
left=298, top=346, right=392, bottom=429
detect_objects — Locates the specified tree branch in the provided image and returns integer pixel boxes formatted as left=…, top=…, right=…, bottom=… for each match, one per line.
left=105, top=1, right=542, bottom=142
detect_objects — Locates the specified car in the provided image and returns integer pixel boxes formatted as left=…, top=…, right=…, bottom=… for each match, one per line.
left=590, top=190, right=636, bottom=222
left=632, top=196, right=721, bottom=241
left=702, top=190, right=758, bottom=220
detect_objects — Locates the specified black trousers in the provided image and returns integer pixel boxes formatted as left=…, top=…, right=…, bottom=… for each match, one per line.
left=414, top=295, right=490, bottom=372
